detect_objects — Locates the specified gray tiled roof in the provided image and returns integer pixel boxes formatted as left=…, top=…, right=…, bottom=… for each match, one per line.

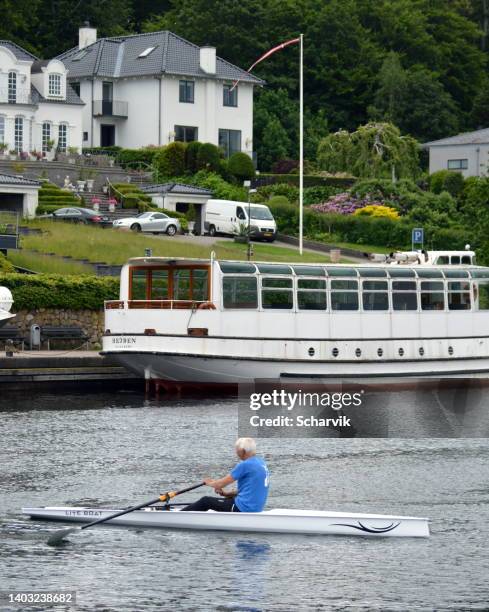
left=424, top=128, right=489, bottom=147
left=57, top=31, right=263, bottom=84
left=30, top=83, right=84, bottom=106
left=140, top=182, right=212, bottom=196
left=0, top=173, right=40, bottom=186
left=0, top=40, right=38, bottom=61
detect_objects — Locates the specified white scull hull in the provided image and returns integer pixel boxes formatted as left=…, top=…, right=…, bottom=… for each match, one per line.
left=23, top=506, right=429, bottom=538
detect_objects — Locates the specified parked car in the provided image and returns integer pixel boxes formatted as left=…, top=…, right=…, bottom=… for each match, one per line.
left=49, top=207, right=112, bottom=227
left=112, top=212, right=181, bottom=235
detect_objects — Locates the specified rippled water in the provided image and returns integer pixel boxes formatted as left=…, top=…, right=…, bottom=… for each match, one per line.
left=1, top=390, right=488, bottom=611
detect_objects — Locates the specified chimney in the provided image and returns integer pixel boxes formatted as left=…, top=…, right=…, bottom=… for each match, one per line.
left=199, top=45, right=216, bottom=75
left=79, top=21, right=97, bottom=50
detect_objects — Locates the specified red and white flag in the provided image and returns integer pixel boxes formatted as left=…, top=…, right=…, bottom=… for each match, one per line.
left=231, top=37, right=300, bottom=90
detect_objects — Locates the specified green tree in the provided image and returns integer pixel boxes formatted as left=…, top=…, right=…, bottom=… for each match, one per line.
left=471, top=77, right=489, bottom=127
left=153, top=142, right=186, bottom=177
left=197, top=143, right=221, bottom=172
left=318, top=122, right=420, bottom=179
left=257, top=113, right=291, bottom=171
left=368, top=52, right=407, bottom=125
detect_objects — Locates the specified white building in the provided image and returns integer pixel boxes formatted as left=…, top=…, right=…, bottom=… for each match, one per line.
left=425, top=128, right=489, bottom=178
left=0, top=41, right=84, bottom=156
left=57, top=26, right=263, bottom=155
left=0, top=172, right=40, bottom=217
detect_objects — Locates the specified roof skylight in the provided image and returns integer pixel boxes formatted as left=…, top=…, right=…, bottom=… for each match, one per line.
left=138, top=46, right=157, bottom=58
left=73, top=49, right=89, bottom=61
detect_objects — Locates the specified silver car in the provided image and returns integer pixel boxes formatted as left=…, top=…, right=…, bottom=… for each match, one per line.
left=113, top=212, right=181, bottom=235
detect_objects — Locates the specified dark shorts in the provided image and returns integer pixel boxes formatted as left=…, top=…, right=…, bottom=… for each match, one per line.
left=180, top=495, right=241, bottom=512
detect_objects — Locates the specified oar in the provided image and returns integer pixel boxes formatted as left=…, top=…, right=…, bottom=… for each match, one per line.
left=47, top=481, right=205, bottom=546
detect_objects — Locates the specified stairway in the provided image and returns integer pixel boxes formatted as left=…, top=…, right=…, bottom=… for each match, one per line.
left=82, top=190, right=138, bottom=220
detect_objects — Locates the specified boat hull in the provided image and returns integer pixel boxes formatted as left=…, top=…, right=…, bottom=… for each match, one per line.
left=22, top=506, right=429, bottom=538
left=104, top=350, right=489, bottom=387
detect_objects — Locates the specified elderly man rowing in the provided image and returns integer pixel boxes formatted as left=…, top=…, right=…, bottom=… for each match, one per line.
left=181, top=438, right=269, bottom=513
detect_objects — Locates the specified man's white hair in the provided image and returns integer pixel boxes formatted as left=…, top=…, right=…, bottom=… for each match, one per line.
left=235, top=437, right=257, bottom=454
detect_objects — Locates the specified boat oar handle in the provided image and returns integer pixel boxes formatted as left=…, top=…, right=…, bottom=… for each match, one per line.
left=80, top=482, right=205, bottom=531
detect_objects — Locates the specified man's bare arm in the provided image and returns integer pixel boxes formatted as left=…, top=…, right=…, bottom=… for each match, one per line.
left=204, top=474, right=235, bottom=491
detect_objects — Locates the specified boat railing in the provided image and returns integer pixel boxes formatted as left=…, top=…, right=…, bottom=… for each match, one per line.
left=105, top=300, right=212, bottom=310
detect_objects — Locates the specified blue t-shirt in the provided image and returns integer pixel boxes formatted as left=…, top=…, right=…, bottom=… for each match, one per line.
left=230, top=456, right=269, bottom=512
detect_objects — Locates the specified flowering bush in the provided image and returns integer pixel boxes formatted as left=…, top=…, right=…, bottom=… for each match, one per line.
left=311, top=192, right=381, bottom=215
left=353, top=204, right=400, bottom=219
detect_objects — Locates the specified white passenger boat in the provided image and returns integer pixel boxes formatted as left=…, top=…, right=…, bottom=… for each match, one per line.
left=0, top=286, right=14, bottom=328
left=22, top=506, right=429, bottom=537
left=101, top=249, right=489, bottom=387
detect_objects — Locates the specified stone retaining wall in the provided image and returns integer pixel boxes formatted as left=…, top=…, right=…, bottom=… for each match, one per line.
left=11, top=308, right=104, bottom=349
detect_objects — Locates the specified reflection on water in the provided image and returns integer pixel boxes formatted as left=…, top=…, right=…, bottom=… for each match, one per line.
left=0, top=390, right=488, bottom=610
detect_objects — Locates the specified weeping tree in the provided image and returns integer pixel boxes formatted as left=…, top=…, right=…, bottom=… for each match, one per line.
left=317, top=122, right=420, bottom=180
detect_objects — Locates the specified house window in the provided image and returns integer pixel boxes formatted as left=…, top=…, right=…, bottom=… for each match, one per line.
left=219, top=129, right=241, bottom=157
left=174, top=125, right=198, bottom=142
left=71, top=82, right=81, bottom=96
left=447, top=159, right=468, bottom=170
left=48, top=74, right=62, bottom=97
left=42, top=122, right=51, bottom=153
left=0, top=116, right=4, bottom=143
left=179, top=80, right=194, bottom=103
left=58, top=123, right=67, bottom=152
left=8, top=72, right=17, bottom=103
left=223, top=84, right=238, bottom=107
left=14, top=117, right=23, bottom=152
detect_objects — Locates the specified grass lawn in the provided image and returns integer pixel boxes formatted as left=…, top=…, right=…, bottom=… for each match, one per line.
left=8, top=250, right=94, bottom=275
left=20, top=220, right=333, bottom=268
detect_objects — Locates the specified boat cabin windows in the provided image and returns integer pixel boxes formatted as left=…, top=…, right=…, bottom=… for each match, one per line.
left=476, top=281, right=489, bottom=310
left=297, top=278, right=327, bottom=310
left=420, top=281, right=445, bottom=310
left=447, top=281, right=471, bottom=310
left=362, top=280, right=388, bottom=311
left=129, top=266, right=209, bottom=304
left=261, top=277, right=294, bottom=309
left=392, top=281, right=418, bottom=311
left=435, top=254, right=474, bottom=265
left=331, top=280, right=359, bottom=311
left=223, top=276, right=258, bottom=309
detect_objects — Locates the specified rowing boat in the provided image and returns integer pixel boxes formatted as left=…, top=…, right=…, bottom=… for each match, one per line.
left=22, top=506, right=430, bottom=538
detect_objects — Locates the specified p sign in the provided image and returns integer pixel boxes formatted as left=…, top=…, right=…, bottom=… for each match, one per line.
left=412, top=227, right=424, bottom=249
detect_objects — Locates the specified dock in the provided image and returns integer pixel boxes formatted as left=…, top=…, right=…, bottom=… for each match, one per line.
left=0, top=351, right=140, bottom=390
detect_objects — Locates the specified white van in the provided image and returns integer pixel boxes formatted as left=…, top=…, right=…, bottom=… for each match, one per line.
left=204, top=199, right=277, bottom=242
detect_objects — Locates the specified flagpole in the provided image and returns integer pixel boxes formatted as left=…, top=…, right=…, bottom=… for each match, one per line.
left=299, top=33, right=304, bottom=255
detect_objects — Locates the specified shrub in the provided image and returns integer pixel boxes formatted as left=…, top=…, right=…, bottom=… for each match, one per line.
left=121, top=194, right=145, bottom=209
left=191, top=171, right=246, bottom=201
left=197, top=143, right=221, bottom=172
left=115, top=147, right=161, bottom=168
left=271, top=159, right=299, bottom=174
left=259, top=173, right=355, bottom=189
left=228, top=152, right=255, bottom=181
left=268, top=195, right=290, bottom=207
left=185, top=141, right=203, bottom=174
left=353, top=204, right=400, bottom=219
left=36, top=204, right=68, bottom=214
left=0, top=253, right=15, bottom=273
left=0, top=273, right=119, bottom=310
left=429, top=170, right=451, bottom=194
left=153, top=142, right=186, bottom=177
left=303, top=186, right=342, bottom=206
left=442, top=171, right=465, bottom=198
left=254, top=183, right=299, bottom=204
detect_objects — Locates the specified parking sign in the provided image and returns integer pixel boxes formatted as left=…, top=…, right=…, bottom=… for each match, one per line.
left=412, top=228, right=424, bottom=249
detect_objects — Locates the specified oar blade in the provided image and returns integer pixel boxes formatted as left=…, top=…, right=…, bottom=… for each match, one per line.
left=47, top=526, right=81, bottom=546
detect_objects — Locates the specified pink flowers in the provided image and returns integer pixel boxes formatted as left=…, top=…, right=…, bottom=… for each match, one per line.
left=311, top=192, right=385, bottom=215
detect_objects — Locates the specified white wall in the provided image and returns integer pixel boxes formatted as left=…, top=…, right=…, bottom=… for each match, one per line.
left=0, top=46, right=32, bottom=104
left=428, top=144, right=489, bottom=177
left=32, top=102, right=83, bottom=153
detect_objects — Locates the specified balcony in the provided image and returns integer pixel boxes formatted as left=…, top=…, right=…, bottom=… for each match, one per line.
left=0, top=88, right=35, bottom=105
left=93, top=99, right=128, bottom=118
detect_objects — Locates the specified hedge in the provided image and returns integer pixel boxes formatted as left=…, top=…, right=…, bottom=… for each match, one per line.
left=267, top=201, right=470, bottom=250
left=36, top=204, right=65, bottom=214
left=0, top=273, right=119, bottom=310
left=0, top=253, right=15, bottom=273
left=259, top=174, right=356, bottom=189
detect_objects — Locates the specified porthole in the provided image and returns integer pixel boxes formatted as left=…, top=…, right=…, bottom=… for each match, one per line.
left=398, top=348, right=404, bottom=357
left=332, top=347, right=339, bottom=358
left=355, top=348, right=362, bottom=358
left=448, top=346, right=454, bottom=356
left=377, top=348, right=383, bottom=357
left=308, top=347, right=315, bottom=357
left=419, top=347, right=425, bottom=356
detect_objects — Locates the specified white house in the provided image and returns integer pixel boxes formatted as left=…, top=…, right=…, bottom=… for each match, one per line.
left=424, top=128, right=489, bottom=178
left=57, top=26, right=263, bottom=156
left=0, top=41, right=84, bottom=156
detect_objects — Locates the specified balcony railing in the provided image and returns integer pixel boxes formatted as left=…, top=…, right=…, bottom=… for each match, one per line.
left=0, top=88, right=35, bottom=105
left=93, top=99, right=128, bottom=118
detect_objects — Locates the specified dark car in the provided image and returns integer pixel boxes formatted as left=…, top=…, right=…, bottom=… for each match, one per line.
left=50, top=207, right=112, bottom=227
